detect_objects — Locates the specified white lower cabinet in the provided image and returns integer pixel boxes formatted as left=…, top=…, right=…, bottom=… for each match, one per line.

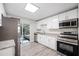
left=37, top=34, right=47, bottom=46
left=42, top=35, right=49, bottom=47
left=37, top=34, right=57, bottom=50
left=46, top=35, right=57, bottom=50
left=37, top=34, right=41, bottom=43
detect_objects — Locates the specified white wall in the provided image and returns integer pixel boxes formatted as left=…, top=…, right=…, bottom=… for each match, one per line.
left=0, top=3, right=6, bottom=16
left=0, top=3, right=6, bottom=26
left=20, top=18, right=36, bottom=42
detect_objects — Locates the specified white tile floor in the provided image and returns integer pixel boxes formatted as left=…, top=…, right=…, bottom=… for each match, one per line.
left=21, top=42, right=64, bottom=56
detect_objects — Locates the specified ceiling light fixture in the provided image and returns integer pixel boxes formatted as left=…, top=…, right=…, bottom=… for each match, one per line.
left=25, top=3, right=39, bottom=13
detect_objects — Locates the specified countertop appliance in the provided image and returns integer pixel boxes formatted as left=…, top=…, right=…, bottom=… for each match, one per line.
left=57, top=18, right=79, bottom=56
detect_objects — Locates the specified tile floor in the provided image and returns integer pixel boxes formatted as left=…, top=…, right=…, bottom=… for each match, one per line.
left=21, top=42, right=64, bottom=56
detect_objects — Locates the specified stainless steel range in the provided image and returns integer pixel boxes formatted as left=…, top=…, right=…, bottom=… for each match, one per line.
left=57, top=18, right=79, bottom=56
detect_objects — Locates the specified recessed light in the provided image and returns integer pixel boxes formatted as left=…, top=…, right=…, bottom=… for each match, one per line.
left=25, top=3, right=39, bottom=13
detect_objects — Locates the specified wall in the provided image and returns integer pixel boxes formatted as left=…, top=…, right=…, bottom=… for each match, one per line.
left=0, top=3, right=6, bottom=26
left=0, top=3, right=6, bottom=16
left=20, top=18, right=36, bottom=42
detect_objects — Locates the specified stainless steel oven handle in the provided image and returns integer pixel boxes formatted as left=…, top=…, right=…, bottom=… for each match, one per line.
left=57, top=39, right=78, bottom=45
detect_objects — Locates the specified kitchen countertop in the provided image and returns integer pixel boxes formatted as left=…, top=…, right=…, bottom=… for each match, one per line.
left=34, top=32, right=60, bottom=37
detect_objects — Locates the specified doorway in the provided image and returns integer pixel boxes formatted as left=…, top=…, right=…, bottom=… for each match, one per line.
left=20, top=23, right=30, bottom=45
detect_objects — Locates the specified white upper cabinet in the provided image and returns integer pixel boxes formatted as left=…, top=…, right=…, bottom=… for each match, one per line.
left=59, top=9, right=78, bottom=22
left=47, top=16, right=59, bottom=29
left=36, top=22, right=41, bottom=30
left=66, top=9, right=78, bottom=19
left=58, top=13, right=66, bottom=21
left=36, top=20, right=47, bottom=32
left=37, top=15, right=59, bottom=30
left=37, top=8, right=78, bottom=31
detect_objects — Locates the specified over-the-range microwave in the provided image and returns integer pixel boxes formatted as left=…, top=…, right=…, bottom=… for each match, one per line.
left=59, top=18, right=78, bottom=28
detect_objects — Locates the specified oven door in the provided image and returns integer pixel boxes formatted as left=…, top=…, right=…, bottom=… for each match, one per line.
left=57, top=41, right=78, bottom=56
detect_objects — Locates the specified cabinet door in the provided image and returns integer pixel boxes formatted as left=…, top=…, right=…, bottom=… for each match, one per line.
left=37, top=34, right=48, bottom=47
left=42, top=35, right=49, bottom=46
left=37, top=34, right=57, bottom=50
left=47, top=16, right=59, bottom=29
left=66, top=9, right=78, bottom=19
left=47, top=36, right=57, bottom=50
left=37, top=20, right=47, bottom=31
left=39, top=35, right=44, bottom=44
left=37, top=34, right=42, bottom=43
left=40, top=35, right=48, bottom=46
left=58, top=13, right=66, bottom=21
left=36, top=23, right=41, bottom=30
left=37, top=34, right=46, bottom=44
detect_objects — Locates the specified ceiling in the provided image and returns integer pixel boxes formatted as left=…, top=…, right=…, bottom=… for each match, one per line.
left=4, top=3, right=78, bottom=21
